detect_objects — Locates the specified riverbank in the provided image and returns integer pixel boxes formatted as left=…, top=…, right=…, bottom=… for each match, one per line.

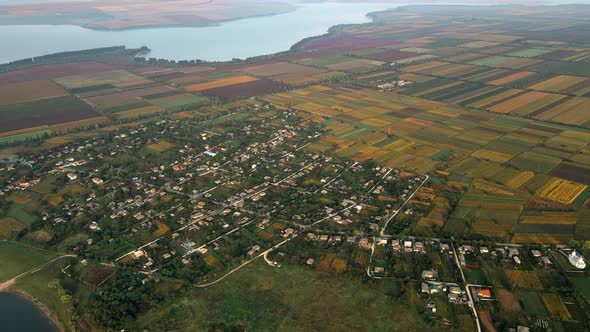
left=0, top=290, right=65, bottom=332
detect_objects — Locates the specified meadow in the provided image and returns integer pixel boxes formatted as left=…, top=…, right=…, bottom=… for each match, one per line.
left=0, top=241, right=59, bottom=282
left=133, top=260, right=436, bottom=331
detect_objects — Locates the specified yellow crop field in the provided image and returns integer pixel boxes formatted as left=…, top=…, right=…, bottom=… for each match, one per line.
left=472, top=149, right=513, bottom=163
left=550, top=103, right=590, bottom=125
left=541, top=293, right=571, bottom=320
left=472, top=179, right=521, bottom=197
left=472, top=219, right=513, bottom=238
left=49, top=116, right=109, bottom=133
left=511, top=233, right=570, bottom=244
left=416, top=217, right=443, bottom=228
left=153, top=221, right=171, bottom=237
left=468, top=89, right=522, bottom=109
left=529, top=75, right=587, bottom=93
left=511, top=93, right=566, bottom=117
left=520, top=212, right=577, bottom=224
left=504, top=270, right=544, bottom=290
left=505, top=171, right=535, bottom=189
left=203, top=255, right=218, bottom=266
left=489, top=91, right=549, bottom=114
left=488, top=71, right=535, bottom=85
left=534, top=97, right=590, bottom=120
left=0, top=217, right=25, bottom=238
left=185, top=75, right=258, bottom=91
left=147, top=140, right=175, bottom=153
left=537, top=178, right=587, bottom=204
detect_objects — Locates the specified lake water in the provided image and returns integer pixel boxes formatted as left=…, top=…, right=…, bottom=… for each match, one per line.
left=0, top=2, right=398, bottom=64
left=0, top=292, right=59, bottom=332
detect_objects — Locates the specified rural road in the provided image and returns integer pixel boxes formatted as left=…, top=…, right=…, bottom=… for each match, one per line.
left=0, top=254, right=76, bottom=291
left=452, top=244, right=482, bottom=332
left=193, top=237, right=292, bottom=288
left=380, top=175, right=429, bottom=237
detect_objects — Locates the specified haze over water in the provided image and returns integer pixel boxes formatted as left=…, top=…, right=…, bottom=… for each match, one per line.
left=0, top=3, right=396, bottom=64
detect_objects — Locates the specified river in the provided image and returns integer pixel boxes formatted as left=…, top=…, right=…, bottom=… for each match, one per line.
left=0, top=292, right=59, bottom=332
left=0, top=2, right=398, bottom=64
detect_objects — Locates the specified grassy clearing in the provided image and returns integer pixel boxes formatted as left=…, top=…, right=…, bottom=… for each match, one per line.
left=133, top=260, right=435, bottom=331
left=0, top=241, right=59, bottom=282
left=0, top=218, right=26, bottom=239
left=11, top=258, right=81, bottom=332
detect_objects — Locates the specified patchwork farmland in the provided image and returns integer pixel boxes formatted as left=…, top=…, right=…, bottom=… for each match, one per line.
left=2, top=5, right=590, bottom=247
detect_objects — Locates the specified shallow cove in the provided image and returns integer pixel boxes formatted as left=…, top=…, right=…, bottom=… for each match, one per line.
left=0, top=292, right=60, bottom=332
left=0, top=2, right=397, bottom=64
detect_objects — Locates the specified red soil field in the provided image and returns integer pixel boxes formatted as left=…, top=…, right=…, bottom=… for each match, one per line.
left=364, top=50, right=417, bottom=62
left=199, top=79, right=285, bottom=100
left=0, top=62, right=118, bottom=84
left=300, top=33, right=398, bottom=53
left=0, top=96, right=103, bottom=133
left=549, top=163, right=590, bottom=185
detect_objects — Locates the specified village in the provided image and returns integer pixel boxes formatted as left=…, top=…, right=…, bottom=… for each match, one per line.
left=1, top=103, right=588, bottom=331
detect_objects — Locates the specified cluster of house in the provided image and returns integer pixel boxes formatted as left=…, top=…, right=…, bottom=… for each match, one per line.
left=420, top=274, right=468, bottom=305
left=391, top=238, right=428, bottom=254
left=377, top=80, right=413, bottom=91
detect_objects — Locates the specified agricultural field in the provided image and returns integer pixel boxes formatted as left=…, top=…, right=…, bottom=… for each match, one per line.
left=54, top=70, right=145, bottom=89
left=0, top=95, right=102, bottom=134
left=1, top=4, right=590, bottom=332
left=0, top=80, right=67, bottom=105
left=541, top=293, right=572, bottom=320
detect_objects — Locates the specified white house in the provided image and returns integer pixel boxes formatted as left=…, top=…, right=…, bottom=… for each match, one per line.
left=568, top=250, right=587, bottom=269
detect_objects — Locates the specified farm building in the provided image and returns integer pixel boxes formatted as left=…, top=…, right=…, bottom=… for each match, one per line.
left=568, top=251, right=586, bottom=269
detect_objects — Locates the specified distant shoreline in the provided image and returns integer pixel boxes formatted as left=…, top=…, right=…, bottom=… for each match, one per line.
left=0, top=290, right=65, bottom=332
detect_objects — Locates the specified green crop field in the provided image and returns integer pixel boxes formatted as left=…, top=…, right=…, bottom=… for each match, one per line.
left=0, top=129, right=53, bottom=145
left=517, top=290, right=548, bottom=316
